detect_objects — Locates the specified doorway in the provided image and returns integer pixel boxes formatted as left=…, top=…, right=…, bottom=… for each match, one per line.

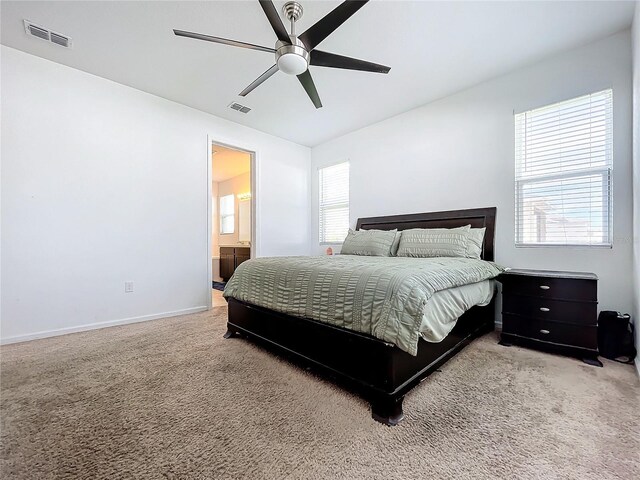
left=210, top=141, right=254, bottom=307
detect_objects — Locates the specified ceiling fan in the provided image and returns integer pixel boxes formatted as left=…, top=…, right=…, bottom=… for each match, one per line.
left=174, top=0, right=390, bottom=109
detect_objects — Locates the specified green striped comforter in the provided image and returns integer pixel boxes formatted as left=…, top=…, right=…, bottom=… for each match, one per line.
left=223, top=255, right=503, bottom=355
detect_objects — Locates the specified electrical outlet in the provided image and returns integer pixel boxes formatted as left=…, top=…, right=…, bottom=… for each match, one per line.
left=124, top=281, right=134, bottom=293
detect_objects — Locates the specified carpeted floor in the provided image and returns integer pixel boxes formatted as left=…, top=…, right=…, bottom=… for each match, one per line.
left=1, top=307, right=639, bottom=480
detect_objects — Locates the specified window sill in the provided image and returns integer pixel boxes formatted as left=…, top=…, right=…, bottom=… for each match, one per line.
left=515, top=243, right=612, bottom=249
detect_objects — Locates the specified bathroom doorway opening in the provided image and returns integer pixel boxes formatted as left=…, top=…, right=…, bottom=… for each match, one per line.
left=209, top=141, right=255, bottom=308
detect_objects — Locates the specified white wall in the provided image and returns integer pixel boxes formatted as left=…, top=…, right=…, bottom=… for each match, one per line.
left=1, top=46, right=311, bottom=343
left=311, top=31, right=634, bottom=315
left=632, top=2, right=640, bottom=375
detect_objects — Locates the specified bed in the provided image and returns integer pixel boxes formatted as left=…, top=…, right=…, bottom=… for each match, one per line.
left=223, top=207, right=498, bottom=425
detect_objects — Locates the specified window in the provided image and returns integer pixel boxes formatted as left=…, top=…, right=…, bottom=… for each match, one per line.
left=515, top=89, right=612, bottom=247
left=319, top=162, right=349, bottom=244
left=220, top=194, right=235, bottom=234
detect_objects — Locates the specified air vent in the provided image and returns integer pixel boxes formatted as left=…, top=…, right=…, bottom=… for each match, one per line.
left=50, top=32, right=71, bottom=48
left=228, top=102, right=251, bottom=114
left=24, top=20, right=72, bottom=48
left=27, top=23, right=49, bottom=40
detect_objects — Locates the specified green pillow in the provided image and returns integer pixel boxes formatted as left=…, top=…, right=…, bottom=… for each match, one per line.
left=390, top=230, right=402, bottom=256
left=341, top=229, right=398, bottom=256
left=396, top=225, right=471, bottom=258
left=466, top=227, right=486, bottom=259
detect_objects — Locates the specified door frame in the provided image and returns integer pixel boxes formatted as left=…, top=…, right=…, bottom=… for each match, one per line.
left=207, top=135, right=258, bottom=309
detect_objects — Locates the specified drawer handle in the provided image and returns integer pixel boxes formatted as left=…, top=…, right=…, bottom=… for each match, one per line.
left=539, top=285, right=550, bottom=290
left=539, top=329, right=550, bottom=335
left=539, top=307, right=550, bottom=312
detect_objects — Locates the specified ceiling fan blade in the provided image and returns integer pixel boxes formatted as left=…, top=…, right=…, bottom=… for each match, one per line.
left=310, top=50, right=390, bottom=74
left=239, top=64, right=279, bottom=96
left=299, top=1, right=368, bottom=50
left=173, top=29, right=275, bottom=53
left=258, top=0, right=291, bottom=43
left=297, top=70, right=322, bottom=108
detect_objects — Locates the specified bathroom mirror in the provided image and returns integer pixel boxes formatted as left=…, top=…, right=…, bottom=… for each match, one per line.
left=238, top=199, right=251, bottom=243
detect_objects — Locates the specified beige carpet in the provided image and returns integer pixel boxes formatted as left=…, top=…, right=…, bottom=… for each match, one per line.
left=1, top=307, right=639, bottom=480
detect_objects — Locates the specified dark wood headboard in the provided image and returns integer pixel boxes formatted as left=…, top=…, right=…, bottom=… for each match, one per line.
left=355, top=207, right=497, bottom=261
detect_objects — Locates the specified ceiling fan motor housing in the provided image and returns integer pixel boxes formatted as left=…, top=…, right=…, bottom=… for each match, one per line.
left=276, top=37, right=309, bottom=75
left=276, top=2, right=308, bottom=75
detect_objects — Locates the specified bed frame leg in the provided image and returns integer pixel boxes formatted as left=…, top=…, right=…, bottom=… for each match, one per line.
left=371, top=395, right=405, bottom=426
left=223, top=325, right=240, bottom=339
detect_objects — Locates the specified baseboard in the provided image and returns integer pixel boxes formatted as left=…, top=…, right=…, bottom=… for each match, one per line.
left=0, top=306, right=209, bottom=345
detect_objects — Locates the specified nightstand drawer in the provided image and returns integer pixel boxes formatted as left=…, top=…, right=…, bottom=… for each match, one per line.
left=502, top=294, right=597, bottom=326
left=501, top=275, right=596, bottom=301
left=502, top=314, right=597, bottom=349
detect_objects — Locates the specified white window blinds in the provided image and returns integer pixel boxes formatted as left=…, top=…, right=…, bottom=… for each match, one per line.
left=319, top=162, right=349, bottom=244
left=515, top=89, right=613, bottom=247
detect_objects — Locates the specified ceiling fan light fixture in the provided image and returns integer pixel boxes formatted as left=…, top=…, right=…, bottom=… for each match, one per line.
left=275, top=39, right=309, bottom=75
left=277, top=52, right=308, bottom=75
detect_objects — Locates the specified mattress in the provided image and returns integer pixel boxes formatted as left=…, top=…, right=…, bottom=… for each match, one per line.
left=223, top=255, right=503, bottom=355
left=421, top=280, right=495, bottom=342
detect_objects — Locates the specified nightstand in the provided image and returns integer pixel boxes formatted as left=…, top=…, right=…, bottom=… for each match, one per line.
left=498, top=269, right=601, bottom=367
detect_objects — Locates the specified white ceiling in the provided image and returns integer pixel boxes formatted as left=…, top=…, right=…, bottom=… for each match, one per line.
left=212, top=145, right=250, bottom=182
left=1, top=1, right=635, bottom=146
